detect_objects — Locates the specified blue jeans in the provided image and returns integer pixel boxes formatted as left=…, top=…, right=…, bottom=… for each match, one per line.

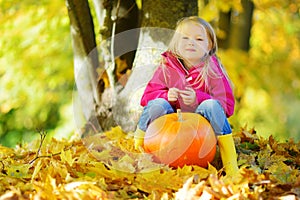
left=137, top=98, right=232, bottom=135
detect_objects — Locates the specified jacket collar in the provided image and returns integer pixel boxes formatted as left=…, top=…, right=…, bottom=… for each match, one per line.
left=162, top=51, right=204, bottom=74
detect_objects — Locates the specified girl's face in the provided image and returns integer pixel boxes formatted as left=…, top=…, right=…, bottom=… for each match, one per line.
left=177, top=22, right=210, bottom=67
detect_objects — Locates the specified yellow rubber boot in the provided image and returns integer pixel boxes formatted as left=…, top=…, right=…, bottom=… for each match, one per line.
left=134, top=127, right=145, bottom=150
left=217, top=134, right=239, bottom=176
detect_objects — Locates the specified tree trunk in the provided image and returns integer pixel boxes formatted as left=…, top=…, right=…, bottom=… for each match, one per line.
left=228, top=0, right=254, bottom=51
left=94, top=0, right=140, bottom=90
left=218, top=11, right=231, bottom=49
left=66, top=0, right=102, bottom=134
left=113, top=0, right=198, bottom=132
left=214, top=0, right=253, bottom=51
left=89, top=0, right=140, bottom=132
left=67, top=0, right=198, bottom=133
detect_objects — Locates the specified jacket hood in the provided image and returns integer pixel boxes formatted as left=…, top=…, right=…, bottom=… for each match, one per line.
left=161, top=51, right=188, bottom=75
left=161, top=51, right=206, bottom=74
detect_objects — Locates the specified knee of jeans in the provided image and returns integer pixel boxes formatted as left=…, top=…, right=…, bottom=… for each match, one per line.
left=198, top=99, right=220, bottom=110
left=148, top=98, right=172, bottom=118
left=152, top=98, right=168, bottom=104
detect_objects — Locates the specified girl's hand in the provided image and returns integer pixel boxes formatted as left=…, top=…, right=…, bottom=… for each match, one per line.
left=168, top=87, right=180, bottom=102
left=180, top=87, right=196, bottom=105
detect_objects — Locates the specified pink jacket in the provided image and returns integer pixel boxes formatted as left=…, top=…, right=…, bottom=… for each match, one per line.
left=140, top=51, right=235, bottom=117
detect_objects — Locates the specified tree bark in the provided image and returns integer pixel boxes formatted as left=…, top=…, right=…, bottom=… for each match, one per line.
left=113, top=0, right=198, bottom=132
left=84, top=0, right=141, bottom=133
left=66, top=0, right=101, bottom=133
left=67, top=0, right=207, bottom=133
left=228, top=0, right=254, bottom=51
left=218, top=11, right=231, bottom=49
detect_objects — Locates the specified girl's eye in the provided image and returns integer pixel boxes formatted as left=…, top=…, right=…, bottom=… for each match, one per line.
left=182, top=36, right=189, bottom=40
left=196, top=38, right=203, bottom=41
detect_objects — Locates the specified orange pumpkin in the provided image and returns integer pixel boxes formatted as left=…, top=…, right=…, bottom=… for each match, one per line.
left=143, top=110, right=217, bottom=168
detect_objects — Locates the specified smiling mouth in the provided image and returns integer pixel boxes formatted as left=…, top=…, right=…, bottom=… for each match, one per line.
left=185, top=49, right=196, bottom=52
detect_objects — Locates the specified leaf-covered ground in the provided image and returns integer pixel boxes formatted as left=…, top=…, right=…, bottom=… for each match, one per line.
left=0, top=127, right=299, bottom=199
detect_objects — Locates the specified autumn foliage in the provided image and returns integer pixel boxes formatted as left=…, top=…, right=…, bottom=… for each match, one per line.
left=0, top=127, right=300, bottom=199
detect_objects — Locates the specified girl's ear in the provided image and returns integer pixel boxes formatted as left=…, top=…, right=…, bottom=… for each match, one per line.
left=209, top=47, right=216, bottom=56
left=208, top=39, right=216, bottom=56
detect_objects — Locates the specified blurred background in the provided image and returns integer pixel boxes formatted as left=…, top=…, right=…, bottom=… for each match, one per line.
left=0, top=0, right=299, bottom=147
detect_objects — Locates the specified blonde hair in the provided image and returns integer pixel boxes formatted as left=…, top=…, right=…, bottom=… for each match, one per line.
left=166, top=16, right=232, bottom=90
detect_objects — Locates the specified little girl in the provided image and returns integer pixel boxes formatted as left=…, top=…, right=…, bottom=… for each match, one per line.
left=134, top=16, right=238, bottom=175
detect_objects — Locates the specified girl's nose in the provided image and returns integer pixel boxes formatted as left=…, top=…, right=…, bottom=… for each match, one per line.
left=188, top=39, right=195, bottom=46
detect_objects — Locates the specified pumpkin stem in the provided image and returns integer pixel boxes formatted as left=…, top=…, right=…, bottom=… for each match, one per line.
left=177, top=109, right=183, bottom=122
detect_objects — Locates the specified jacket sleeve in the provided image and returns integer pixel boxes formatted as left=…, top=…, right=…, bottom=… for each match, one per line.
left=209, top=75, right=235, bottom=117
left=208, top=58, right=235, bottom=117
left=140, top=66, right=169, bottom=107
left=195, top=91, right=212, bottom=105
